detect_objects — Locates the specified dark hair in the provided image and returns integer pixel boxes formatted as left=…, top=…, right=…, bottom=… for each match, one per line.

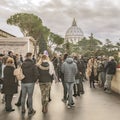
left=8, top=51, right=13, bottom=56
left=0, top=54, right=4, bottom=57
left=26, top=52, right=32, bottom=57
left=63, top=53, right=68, bottom=61
left=74, top=56, right=78, bottom=60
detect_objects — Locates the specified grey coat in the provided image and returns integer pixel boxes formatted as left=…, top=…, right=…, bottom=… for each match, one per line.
left=61, top=58, right=78, bottom=83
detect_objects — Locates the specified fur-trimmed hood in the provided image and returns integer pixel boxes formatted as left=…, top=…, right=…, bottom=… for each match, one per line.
left=38, top=61, right=49, bottom=70
left=37, top=60, right=55, bottom=76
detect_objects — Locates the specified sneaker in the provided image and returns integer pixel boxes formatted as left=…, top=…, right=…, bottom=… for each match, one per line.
left=104, top=88, right=107, bottom=91
left=67, top=105, right=71, bottom=109
left=49, top=98, right=52, bottom=102
left=28, top=109, right=36, bottom=116
left=21, top=109, right=26, bottom=114
left=71, top=103, right=75, bottom=107
left=105, top=90, right=112, bottom=94
left=62, top=99, right=67, bottom=103
left=80, top=91, right=85, bottom=94
left=42, top=105, right=48, bottom=113
left=73, top=94, right=77, bottom=97
left=15, top=103, right=21, bottom=107
left=6, top=108, right=15, bottom=112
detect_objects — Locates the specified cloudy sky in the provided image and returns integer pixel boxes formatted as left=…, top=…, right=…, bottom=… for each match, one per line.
left=0, top=0, right=120, bottom=43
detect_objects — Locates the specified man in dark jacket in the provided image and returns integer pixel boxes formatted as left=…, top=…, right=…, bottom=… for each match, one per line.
left=8, top=51, right=17, bottom=68
left=104, top=56, right=116, bottom=93
left=73, top=56, right=84, bottom=97
left=21, top=52, right=39, bottom=115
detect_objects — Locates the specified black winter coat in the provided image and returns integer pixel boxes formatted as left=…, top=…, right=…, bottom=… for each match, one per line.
left=37, top=62, right=53, bottom=83
left=75, top=60, right=84, bottom=79
left=3, top=65, right=18, bottom=94
left=105, top=60, right=116, bottom=75
left=21, top=59, right=39, bottom=83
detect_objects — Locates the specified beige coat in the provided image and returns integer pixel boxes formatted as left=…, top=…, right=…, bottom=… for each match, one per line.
left=86, top=58, right=97, bottom=80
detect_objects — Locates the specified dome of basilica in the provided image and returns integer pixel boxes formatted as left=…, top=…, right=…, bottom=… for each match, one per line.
left=65, top=18, right=84, bottom=44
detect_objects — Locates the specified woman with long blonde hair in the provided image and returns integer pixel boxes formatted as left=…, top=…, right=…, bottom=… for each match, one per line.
left=37, top=54, right=56, bottom=113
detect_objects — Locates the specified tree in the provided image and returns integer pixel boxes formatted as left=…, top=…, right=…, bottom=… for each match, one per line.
left=116, top=39, right=120, bottom=51
left=78, top=37, right=89, bottom=52
left=104, top=39, right=114, bottom=51
left=38, top=34, right=47, bottom=54
left=7, top=13, right=50, bottom=54
left=78, top=34, right=102, bottom=57
left=62, top=41, right=71, bottom=55
left=48, top=32, right=64, bottom=47
left=47, top=32, right=64, bottom=53
left=88, top=33, right=102, bottom=53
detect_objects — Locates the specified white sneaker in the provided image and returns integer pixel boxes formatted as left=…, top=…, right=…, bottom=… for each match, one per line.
left=67, top=105, right=71, bottom=109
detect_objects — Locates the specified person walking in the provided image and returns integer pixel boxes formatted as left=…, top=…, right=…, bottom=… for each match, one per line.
left=61, top=56, right=78, bottom=108
left=61, top=54, right=68, bottom=103
left=104, top=56, right=116, bottom=93
left=3, top=57, right=18, bottom=112
left=21, top=52, right=38, bottom=115
left=73, top=56, right=84, bottom=97
left=37, top=54, right=55, bottom=113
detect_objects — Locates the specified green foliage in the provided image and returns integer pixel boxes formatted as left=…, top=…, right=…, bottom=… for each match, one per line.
left=54, top=47, right=64, bottom=53
left=7, top=13, right=44, bottom=39
left=7, top=13, right=120, bottom=60
left=48, top=32, right=64, bottom=47
left=77, top=34, right=102, bottom=56
left=38, top=34, right=47, bottom=54
left=65, top=41, right=71, bottom=54
left=7, top=13, right=50, bottom=55
left=116, top=40, right=120, bottom=51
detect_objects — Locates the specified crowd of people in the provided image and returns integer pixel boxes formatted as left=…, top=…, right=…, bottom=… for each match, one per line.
left=0, top=50, right=117, bottom=116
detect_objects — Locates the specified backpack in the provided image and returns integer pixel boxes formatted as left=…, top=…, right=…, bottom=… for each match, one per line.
left=14, top=67, right=25, bottom=81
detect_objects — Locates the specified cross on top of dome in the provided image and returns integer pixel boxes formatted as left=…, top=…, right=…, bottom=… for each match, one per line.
left=72, top=18, right=77, bottom=26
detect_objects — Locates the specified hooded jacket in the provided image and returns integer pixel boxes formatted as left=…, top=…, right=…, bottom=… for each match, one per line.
left=21, top=59, right=39, bottom=83
left=61, top=57, right=78, bottom=83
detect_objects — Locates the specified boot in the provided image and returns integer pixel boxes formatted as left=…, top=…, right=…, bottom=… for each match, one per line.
left=42, top=105, right=48, bottom=113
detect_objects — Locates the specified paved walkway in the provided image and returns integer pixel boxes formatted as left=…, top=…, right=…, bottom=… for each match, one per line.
left=0, top=81, right=120, bottom=120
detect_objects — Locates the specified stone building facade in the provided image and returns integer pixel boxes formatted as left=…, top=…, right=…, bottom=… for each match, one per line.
left=0, top=35, right=36, bottom=57
left=0, top=29, right=36, bottom=57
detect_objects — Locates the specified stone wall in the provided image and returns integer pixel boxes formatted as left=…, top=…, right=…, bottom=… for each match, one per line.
left=111, top=68, right=120, bottom=94
left=0, top=37, right=35, bottom=57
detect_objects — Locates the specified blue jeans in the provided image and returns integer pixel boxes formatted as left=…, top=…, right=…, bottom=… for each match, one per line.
left=104, top=74, right=114, bottom=90
left=66, top=82, right=74, bottom=106
left=21, top=83, right=35, bottom=111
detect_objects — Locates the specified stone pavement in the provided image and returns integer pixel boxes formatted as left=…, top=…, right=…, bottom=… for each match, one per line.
left=0, top=81, right=120, bottom=120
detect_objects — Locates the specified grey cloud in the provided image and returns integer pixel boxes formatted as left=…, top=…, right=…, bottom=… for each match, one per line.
left=0, top=0, right=120, bottom=43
